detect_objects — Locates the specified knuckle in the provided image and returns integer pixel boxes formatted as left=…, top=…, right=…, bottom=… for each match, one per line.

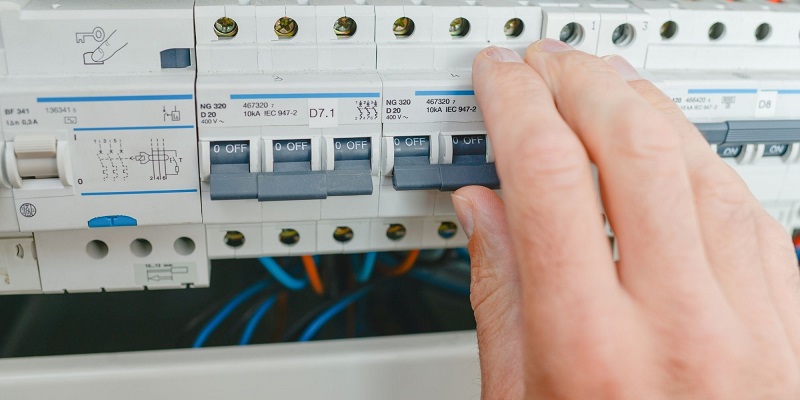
left=468, top=242, right=493, bottom=296
left=752, top=210, right=798, bottom=273
left=475, top=65, right=538, bottom=110
left=487, top=66, right=530, bottom=93
left=665, top=333, right=748, bottom=396
left=466, top=237, right=506, bottom=314
left=756, top=212, right=793, bottom=246
left=525, top=48, right=615, bottom=91
left=629, top=80, right=682, bottom=115
left=692, top=162, right=753, bottom=215
left=510, top=133, right=588, bottom=190
left=607, top=112, right=683, bottom=166
left=562, top=340, right=629, bottom=397
left=558, top=52, right=609, bottom=79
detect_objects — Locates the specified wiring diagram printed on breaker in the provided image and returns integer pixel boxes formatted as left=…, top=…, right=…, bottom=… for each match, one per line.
left=94, top=138, right=130, bottom=182
left=130, top=139, right=183, bottom=181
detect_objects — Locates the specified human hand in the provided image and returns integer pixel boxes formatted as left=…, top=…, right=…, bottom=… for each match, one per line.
left=455, top=39, right=800, bottom=400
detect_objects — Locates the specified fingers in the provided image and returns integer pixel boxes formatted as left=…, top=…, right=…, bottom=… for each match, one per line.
left=453, top=186, right=524, bottom=400
left=473, top=47, right=626, bottom=396
left=618, top=57, right=800, bottom=379
left=620, top=62, right=798, bottom=345
left=471, top=46, right=619, bottom=304
left=522, top=40, right=720, bottom=307
left=473, top=47, right=633, bottom=397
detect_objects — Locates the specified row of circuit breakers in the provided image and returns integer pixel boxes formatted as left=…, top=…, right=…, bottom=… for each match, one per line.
left=0, top=0, right=799, bottom=293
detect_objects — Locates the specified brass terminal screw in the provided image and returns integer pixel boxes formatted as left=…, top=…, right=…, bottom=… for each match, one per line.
left=214, top=17, right=238, bottom=38
left=275, top=17, right=299, bottom=38
left=334, top=16, right=357, bottom=37
left=393, top=17, right=415, bottom=37
left=279, top=229, right=300, bottom=246
left=437, top=222, right=458, bottom=239
left=449, top=17, right=470, bottom=37
left=386, top=224, right=407, bottom=241
left=333, top=226, right=354, bottom=243
left=504, top=18, right=524, bottom=38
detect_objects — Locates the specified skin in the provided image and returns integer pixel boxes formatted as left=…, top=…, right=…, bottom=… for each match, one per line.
left=453, top=39, right=800, bottom=400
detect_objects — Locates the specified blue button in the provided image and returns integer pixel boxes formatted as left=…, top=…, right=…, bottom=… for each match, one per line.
left=88, top=217, right=114, bottom=228
left=111, top=216, right=137, bottom=227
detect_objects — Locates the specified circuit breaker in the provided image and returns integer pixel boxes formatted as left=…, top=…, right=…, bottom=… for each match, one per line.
left=1, top=0, right=800, bottom=293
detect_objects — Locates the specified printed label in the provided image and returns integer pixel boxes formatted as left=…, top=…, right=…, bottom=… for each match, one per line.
left=755, top=90, right=778, bottom=118
left=308, top=98, right=339, bottom=128
left=382, top=89, right=481, bottom=124
left=134, top=262, right=197, bottom=286
left=1, top=94, right=194, bottom=132
left=198, top=94, right=380, bottom=127
left=666, top=89, right=758, bottom=120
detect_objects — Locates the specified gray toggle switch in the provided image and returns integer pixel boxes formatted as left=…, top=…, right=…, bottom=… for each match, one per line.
left=695, top=123, right=728, bottom=145
left=327, top=170, right=373, bottom=196
left=725, top=120, right=800, bottom=145
left=258, top=171, right=327, bottom=202
left=439, top=134, right=500, bottom=190
left=763, top=143, right=789, bottom=157
left=210, top=141, right=256, bottom=200
left=717, top=144, right=743, bottom=158
left=210, top=173, right=258, bottom=200
left=392, top=134, right=500, bottom=191
left=258, top=139, right=325, bottom=201
left=450, top=134, right=487, bottom=164
left=273, top=139, right=312, bottom=172
left=210, top=141, right=250, bottom=165
left=392, top=136, right=441, bottom=190
left=393, top=164, right=442, bottom=190
left=327, top=137, right=373, bottom=196
left=440, top=164, right=500, bottom=191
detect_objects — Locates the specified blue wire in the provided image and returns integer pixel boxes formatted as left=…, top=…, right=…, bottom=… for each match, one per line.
left=456, top=248, right=471, bottom=262
left=409, top=269, right=470, bottom=296
left=192, top=280, right=269, bottom=348
left=259, top=257, right=307, bottom=291
left=239, top=294, right=279, bottom=346
left=298, top=285, right=373, bottom=342
left=357, top=252, right=377, bottom=283
left=377, top=252, right=399, bottom=266
left=350, top=253, right=361, bottom=270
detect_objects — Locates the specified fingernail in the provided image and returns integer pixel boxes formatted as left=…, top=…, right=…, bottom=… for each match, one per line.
left=452, top=194, right=474, bottom=238
left=532, top=38, right=573, bottom=53
left=602, top=55, right=641, bottom=81
left=483, top=46, right=524, bottom=63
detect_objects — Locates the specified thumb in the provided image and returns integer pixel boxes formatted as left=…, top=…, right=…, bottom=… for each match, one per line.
left=453, top=186, right=523, bottom=400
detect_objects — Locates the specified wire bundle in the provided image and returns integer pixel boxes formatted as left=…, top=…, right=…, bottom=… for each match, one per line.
left=190, top=249, right=470, bottom=348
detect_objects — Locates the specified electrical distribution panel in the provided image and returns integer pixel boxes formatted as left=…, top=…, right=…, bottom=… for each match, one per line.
left=1, top=0, right=799, bottom=294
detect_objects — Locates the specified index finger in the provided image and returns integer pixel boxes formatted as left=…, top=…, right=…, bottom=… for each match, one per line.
left=472, top=47, right=620, bottom=308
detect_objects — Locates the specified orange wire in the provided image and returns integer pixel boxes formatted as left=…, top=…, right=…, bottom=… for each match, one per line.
left=301, top=255, right=325, bottom=296
left=383, top=250, right=420, bottom=277
left=272, top=292, right=288, bottom=342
